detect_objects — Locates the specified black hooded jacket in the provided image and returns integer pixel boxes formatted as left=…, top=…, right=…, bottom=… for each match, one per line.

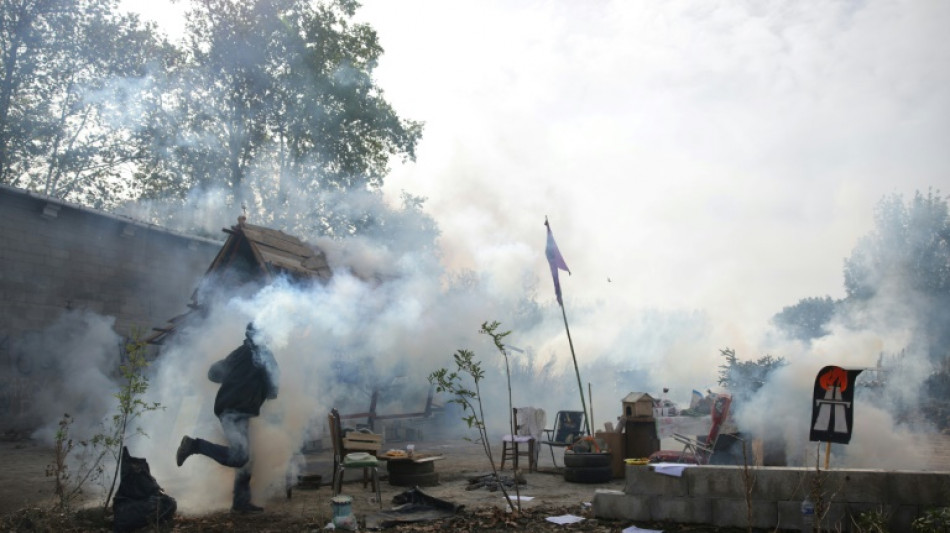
left=208, top=333, right=279, bottom=417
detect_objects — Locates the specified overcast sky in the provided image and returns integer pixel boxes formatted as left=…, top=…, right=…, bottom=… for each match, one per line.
left=364, top=0, right=948, bottom=322
left=125, top=0, right=949, bottom=355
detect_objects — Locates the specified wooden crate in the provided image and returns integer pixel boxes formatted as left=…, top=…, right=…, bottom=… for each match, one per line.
left=343, top=431, right=383, bottom=453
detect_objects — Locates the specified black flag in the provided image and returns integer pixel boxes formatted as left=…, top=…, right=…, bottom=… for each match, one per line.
left=809, top=366, right=864, bottom=444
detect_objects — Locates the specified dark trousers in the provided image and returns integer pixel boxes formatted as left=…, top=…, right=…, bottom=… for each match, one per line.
left=192, top=411, right=254, bottom=507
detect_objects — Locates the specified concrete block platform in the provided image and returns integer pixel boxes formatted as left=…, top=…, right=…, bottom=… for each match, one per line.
left=593, top=464, right=950, bottom=532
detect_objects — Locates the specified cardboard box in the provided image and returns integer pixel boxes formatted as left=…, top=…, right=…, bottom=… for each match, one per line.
left=595, top=431, right=625, bottom=478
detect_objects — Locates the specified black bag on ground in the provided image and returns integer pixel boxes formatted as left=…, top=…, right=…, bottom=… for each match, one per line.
left=113, top=447, right=177, bottom=532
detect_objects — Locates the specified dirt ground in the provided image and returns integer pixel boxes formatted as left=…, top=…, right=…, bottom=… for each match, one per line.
left=3, top=432, right=950, bottom=531
left=0, top=436, right=632, bottom=531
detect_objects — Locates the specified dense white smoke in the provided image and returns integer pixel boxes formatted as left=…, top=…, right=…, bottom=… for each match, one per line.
left=16, top=310, right=123, bottom=442
left=21, top=208, right=945, bottom=512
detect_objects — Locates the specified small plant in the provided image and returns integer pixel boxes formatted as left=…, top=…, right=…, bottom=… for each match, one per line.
left=44, top=330, right=162, bottom=514
left=479, top=321, right=522, bottom=511
left=429, top=332, right=518, bottom=514
left=102, top=333, right=163, bottom=510
left=913, top=507, right=950, bottom=533
left=44, top=414, right=109, bottom=511
left=45, top=414, right=75, bottom=510
left=852, top=507, right=890, bottom=533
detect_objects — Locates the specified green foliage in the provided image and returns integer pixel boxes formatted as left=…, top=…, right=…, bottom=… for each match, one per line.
left=913, top=507, right=950, bottom=533
left=841, top=189, right=950, bottom=428
left=429, top=349, right=485, bottom=433
left=45, top=414, right=75, bottom=510
left=852, top=507, right=890, bottom=533
left=428, top=321, right=519, bottom=513
left=0, top=0, right=170, bottom=206
left=2, top=0, right=422, bottom=236
left=102, top=334, right=163, bottom=509
left=717, top=347, right=787, bottom=403
left=844, top=190, right=950, bottom=300
left=144, top=0, right=422, bottom=235
left=772, top=295, right=837, bottom=342
left=43, top=332, right=162, bottom=513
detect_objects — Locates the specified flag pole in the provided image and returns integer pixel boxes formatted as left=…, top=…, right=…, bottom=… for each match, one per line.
left=559, top=297, right=591, bottom=437
left=545, top=216, right=590, bottom=437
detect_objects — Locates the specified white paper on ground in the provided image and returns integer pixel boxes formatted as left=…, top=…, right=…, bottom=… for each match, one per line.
left=545, top=514, right=586, bottom=524
left=622, top=526, right=663, bottom=533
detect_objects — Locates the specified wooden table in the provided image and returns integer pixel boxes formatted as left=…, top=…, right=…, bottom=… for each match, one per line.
left=382, top=452, right=444, bottom=487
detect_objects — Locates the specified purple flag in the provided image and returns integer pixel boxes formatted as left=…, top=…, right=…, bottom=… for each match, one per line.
left=545, top=219, right=571, bottom=305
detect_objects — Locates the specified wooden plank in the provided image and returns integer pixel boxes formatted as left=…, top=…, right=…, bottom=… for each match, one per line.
left=342, top=441, right=381, bottom=452
left=411, top=455, right=445, bottom=463
left=345, top=431, right=383, bottom=443
left=243, top=225, right=316, bottom=257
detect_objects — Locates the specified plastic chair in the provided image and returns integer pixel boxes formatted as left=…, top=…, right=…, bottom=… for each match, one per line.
left=501, top=407, right=544, bottom=472
left=540, top=410, right=586, bottom=468
left=648, top=394, right=733, bottom=464
left=328, top=408, right=382, bottom=506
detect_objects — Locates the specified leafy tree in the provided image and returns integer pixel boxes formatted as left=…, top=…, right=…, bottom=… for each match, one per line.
left=0, top=0, right=168, bottom=207
left=717, top=347, right=787, bottom=404
left=771, top=296, right=837, bottom=342
left=844, top=189, right=950, bottom=301
left=152, top=0, right=422, bottom=234
left=843, top=189, right=950, bottom=362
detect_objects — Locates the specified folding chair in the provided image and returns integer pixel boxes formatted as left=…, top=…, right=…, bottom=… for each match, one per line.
left=540, top=410, right=586, bottom=468
left=328, top=408, right=382, bottom=507
left=500, top=407, right=544, bottom=472
left=648, top=394, right=733, bottom=464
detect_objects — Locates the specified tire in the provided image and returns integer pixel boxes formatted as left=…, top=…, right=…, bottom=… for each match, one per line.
left=387, top=461, right=435, bottom=475
left=563, top=465, right=612, bottom=484
left=563, top=452, right=611, bottom=468
left=388, top=471, right=439, bottom=487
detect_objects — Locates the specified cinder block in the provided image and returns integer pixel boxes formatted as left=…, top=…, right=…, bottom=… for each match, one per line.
left=649, top=496, right=711, bottom=524
left=822, top=469, right=888, bottom=503
left=689, top=466, right=742, bottom=498
left=750, top=467, right=808, bottom=501
left=777, top=500, right=807, bottom=531
left=592, top=492, right=651, bottom=521
left=710, top=498, right=778, bottom=529
left=816, top=501, right=849, bottom=530
left=887, top=471, right=950, bottom=506
left=625, top=465, right=688, bottom=496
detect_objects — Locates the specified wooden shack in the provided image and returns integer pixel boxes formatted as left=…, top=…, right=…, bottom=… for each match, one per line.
left=147, top=216, right=332, bottom=344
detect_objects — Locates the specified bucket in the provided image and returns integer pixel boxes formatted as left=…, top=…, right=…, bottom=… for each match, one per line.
left=331, top=494, right=358, bottom=529
left=331, top=495, right=353, bottom=519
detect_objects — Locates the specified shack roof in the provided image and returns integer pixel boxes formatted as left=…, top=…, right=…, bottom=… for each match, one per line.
left=148, top=217, right=332, bottom=344
left=622, top=392, right=656, bottom=404
left=206, top=216, right=332, bottom=282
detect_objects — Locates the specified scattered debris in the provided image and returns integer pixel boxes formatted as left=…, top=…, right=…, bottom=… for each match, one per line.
left=364, top=487, right=463, bottom=529
left=465, top=472, right=526, bottom=492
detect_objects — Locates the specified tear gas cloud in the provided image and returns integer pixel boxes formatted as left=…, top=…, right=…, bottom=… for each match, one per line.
left=16, top=310, right=123, bottom=443
left=29, top=0, right=947, bottom=512
left=26, top=197, right=945, bottom=511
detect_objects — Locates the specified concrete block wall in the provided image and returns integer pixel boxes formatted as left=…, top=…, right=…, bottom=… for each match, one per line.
left=0, top=185, right=221, bottom=429
left=593, top=464, right=950, bottom=532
